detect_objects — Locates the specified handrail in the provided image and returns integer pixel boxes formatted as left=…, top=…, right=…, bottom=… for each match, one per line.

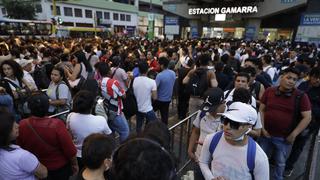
left=169, top=111, right=199, bottom=130
left=307, top=129, right=320, bottom=180
left=49, top=110, right=70, bottom=118
left=168, top=110, right=199, bottom=175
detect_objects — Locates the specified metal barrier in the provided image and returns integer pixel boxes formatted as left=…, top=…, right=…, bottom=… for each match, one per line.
left=49, top=110, right=70, bottom=118
left=168, top=111, right=199, bottom=174
left=307, top=129, right=320, bottom=180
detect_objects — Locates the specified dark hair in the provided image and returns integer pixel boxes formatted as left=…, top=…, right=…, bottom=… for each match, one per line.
left=241, top=66, right=256, bottom=77
left=0, top=60, right=24, bottom=81
left=112, top=138, right=175, bottom=180
left=235, top=72, right=250, bottom=83
left=309, top=67, right=320, bottom=78
left=84, top=44, right=93, bottom=53
left=282, top=67, right=300, bottom=77
left=28, top=92, right=49, bottom=117
left=72, top=90, right=96, bottom=114
left=60, top=53, right=69, bottom=62
left=215, top=62, right=225, bottom=72
left=138, top=61, right=149, bottom=74
left=51, top=66, right=67, bottom=83
left=198, top=53, right=211, bottom=66
left=232, top=87, right=251, bottom=104
left=158, top=57, right=169, bottom=68
left=72, top=50, right=93, bottom=72
left=95, top=62, right=110, bottom=77
left=0, top=109, right=15, bottom=151
left=262, top=55, right=272, bottom=64
left=82, top=134, right=116, bottom=169
left=141, top=121, right=171, bottom=150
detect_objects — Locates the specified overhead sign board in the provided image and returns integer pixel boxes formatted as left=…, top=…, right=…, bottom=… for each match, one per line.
left=165, top=17, right=178, bottom=25
left=300, top=14, right=320, bottom=26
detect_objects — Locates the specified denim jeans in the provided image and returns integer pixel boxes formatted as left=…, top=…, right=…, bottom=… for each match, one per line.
left=108, top=113, right=129, bottom=142
left=136, top=110, right=157, bottom=133
left=259, top=136, right=292, bottom=180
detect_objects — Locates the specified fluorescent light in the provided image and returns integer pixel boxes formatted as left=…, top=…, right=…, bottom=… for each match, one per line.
left=215, top=14, right=226, bottom=21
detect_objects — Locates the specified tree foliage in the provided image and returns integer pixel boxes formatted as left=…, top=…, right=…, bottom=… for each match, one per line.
left=2, top=0, right=36, bottom=20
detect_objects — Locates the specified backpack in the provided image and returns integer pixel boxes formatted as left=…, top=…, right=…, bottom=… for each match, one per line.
left=250, top=81, right=261, bottom=100
left=209, top=131, right=256, bottom=180
left=33, top=62, right=52, bottom=89
left=186, top=68, right=209, bottom=97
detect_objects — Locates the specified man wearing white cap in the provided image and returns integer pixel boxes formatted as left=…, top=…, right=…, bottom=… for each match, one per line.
left=199, top=102, right=269, bottom=180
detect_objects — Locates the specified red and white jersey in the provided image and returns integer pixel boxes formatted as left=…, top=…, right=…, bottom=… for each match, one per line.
left=99, top=77, right=125, bottom=115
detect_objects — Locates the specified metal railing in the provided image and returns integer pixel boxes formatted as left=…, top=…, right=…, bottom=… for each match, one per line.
left=49, top=110, right=70, bottom=118
left=307, top=129, right=320, bottom=180
left=168, top=111, right=199, bottom=174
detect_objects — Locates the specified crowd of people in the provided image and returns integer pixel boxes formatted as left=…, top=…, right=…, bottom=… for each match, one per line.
left=0, top=36, right=319, bottom=180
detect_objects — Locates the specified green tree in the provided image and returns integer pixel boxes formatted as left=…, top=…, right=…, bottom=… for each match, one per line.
left=2, top=0, right=36, bottom=20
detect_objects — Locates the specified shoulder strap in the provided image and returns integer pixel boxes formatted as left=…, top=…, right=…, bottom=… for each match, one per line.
left=87, top=53, right=94, bottom=62
left=247, top=136, right=256, bottom=180
left=209, top=131, right=223, bottom=155
left=55, top=81, right=66, bottom=100
left=111, top=68, right=119, bottom=79
left=225, top=90, right=232, bottom=99
left=4, top=78, right=21, bottom=89
left=292, top=90, right=304, bottom=129
left=26, top=119, right=58, bottom=151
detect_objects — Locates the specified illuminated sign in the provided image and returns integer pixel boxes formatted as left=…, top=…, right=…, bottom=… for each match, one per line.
left=188, top=6, right=258, bottom=15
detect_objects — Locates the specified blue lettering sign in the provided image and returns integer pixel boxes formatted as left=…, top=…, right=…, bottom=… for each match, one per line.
left=301, top=14, right=320, bottom=26
left=165, top=17, right=178, bottom=25
left=281, top=0, right=296, bottom=3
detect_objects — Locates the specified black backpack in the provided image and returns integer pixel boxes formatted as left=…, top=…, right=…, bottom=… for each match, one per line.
left=33, top=62, right=52, bottom=89
left=186, top=68, right=209, bottom=97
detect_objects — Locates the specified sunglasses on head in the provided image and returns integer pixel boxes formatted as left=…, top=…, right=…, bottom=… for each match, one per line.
left=221, top=116, right=242, bottom=130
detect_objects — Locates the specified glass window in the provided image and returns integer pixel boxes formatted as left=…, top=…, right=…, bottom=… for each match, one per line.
left=104, top=12, right=110, bottom=19
left=96, top=11, right=102, bottom=19
left=85, top=9, right=92, bottom=18
left=74, top=8, right=82, bottom=17
left=50, top=5, right=61, bottom=15
left=35, top=4, right=42, bottom=13
left=64, top=7, right=73, bottom=17
left=113, top=13, right=119, bottom=20
left=126, top=15, right=131, bottom=22
left=120, top=14, right=125, bottom=21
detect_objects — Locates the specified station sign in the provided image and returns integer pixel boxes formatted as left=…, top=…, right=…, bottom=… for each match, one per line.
left=188, top=6, right=258, bottom=15
left=300, top=14, right=320, bottom=26
left=165, top=17, right=178, bottom=25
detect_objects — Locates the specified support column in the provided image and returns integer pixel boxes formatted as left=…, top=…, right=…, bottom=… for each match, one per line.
left=245, top=18, right=261, bottom=41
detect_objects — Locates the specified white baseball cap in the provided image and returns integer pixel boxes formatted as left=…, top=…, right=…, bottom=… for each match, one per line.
left=221, top=102, right=257, bottom=125
left=16, top=58, right=33, bottom=68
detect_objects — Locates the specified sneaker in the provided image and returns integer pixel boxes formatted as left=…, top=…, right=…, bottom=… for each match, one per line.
left=284, top=168, right=293, bottom=177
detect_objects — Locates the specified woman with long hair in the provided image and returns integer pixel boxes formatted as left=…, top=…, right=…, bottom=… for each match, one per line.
left=46, top=66, right=72, bottom=119
left=0, top=109, right=47, bottom=179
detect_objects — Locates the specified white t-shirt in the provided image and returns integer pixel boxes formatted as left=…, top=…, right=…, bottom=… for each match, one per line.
left=193, top=112, right=221, bottom=158
left=223, top=89, right=262, bottom=129
left=133, top=76, right=157, bottom=113
left=66, top=112, right=112, bottom=157
left=23, top=71, right=37, bottom=90
left=263, top=65, right=277, bottom=80
left=46, top=82, right=72, bottom=113
left=199, top=133, right=269, bottom=180
left=224, top=89, right=256, bottom=108
left=0, top=145, right=39, bottom=180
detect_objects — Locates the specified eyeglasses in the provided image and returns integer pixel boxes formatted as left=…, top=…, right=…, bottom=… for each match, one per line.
left=221, top=116, right=242, bottom=130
